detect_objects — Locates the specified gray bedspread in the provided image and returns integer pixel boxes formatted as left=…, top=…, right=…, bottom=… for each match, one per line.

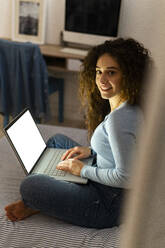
left=0, top=124, right=120, bottom=248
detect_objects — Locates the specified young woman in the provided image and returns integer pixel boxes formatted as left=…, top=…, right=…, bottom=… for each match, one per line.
left=5, top=38, right=152, bottom=228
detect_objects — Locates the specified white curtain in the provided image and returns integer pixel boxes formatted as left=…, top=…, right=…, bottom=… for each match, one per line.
left=121, top=6, right=165, bottom=248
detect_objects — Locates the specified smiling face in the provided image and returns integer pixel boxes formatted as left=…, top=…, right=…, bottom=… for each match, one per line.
left=96, top=53, right=123, bottom=104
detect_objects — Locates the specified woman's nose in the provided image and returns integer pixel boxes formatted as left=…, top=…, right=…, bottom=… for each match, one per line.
left=100, top=73, right=108, bottom=84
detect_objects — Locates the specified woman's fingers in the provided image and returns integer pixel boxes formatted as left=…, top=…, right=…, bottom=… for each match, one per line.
left=61, top=149, right=76, bottom=160
left=65, top=150, right=79, bottom=159
left=70, top=154, right=85, bottom=160
left=56, top=159, right=84, bottom=176
left=56, top=161, right=70, bottom=172
left=61, top=150, right=71, bottom=160
left=61, top=146, right=90, bottom=161
left=61, top=147, right=80, bottom=160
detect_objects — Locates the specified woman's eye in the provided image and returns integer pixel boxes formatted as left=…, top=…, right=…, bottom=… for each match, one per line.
left=96, top=70, right=116, bottom=76
left=96, top=70, right=101, bottom=75
left=108, top=71, right=115, bottom=76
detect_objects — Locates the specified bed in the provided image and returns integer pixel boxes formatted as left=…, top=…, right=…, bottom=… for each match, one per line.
left=0, top=124, right=120, bottom=248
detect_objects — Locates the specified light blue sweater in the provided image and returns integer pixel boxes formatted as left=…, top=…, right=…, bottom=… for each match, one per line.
left=80, top=102, right=143, bottom=188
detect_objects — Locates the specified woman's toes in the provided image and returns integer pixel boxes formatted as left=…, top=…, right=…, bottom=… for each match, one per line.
left=6, top=212, right=17, bottom=221
left=4, top=200, right=40, bottom=221
left=5, top=204, right=15, bottom=212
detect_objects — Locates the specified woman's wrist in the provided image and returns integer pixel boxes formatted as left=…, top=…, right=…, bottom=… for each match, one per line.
left=89, top=146, right=93, bottom=156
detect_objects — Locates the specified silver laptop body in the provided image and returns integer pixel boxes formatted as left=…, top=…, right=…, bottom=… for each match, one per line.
left=4, top=109, right=93, bottom=184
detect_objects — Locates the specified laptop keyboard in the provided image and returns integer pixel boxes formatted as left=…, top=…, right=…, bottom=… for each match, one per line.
left=44, top=150, right=66, bottom=177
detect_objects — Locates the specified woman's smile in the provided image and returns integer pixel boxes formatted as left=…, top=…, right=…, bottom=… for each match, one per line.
left=100, top=85, right=113, bottom=91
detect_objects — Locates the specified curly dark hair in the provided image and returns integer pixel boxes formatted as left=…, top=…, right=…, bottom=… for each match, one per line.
left=79, top=38, right=152, bottom=137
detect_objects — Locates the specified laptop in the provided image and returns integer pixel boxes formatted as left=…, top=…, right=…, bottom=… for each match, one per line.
left=3, top=109, right=93, bottom=184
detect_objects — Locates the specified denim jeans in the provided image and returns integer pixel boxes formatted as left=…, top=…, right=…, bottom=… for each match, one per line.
left=20, top=134, right=125, bottom=228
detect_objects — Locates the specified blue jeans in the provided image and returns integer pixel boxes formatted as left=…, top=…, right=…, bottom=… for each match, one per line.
left=20, top=134, right=125, bottom=228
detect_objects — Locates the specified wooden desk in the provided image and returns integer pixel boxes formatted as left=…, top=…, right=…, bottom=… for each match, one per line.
left=40, top=44, right=87, bottom=72
left=39, top=44, right=88, bottom=124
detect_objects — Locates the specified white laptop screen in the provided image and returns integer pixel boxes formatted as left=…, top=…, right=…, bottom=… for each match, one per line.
left=6, top=110, right=46, bottom=173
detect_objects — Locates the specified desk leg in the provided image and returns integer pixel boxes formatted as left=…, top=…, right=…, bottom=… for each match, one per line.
left=58, top=80, right=64, bottom=123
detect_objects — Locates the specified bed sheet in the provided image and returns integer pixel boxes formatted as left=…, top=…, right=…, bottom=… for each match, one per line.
left=0, top=125, right=120, bottom=248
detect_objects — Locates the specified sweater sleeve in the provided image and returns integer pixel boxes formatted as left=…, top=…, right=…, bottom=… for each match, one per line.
left=81, top=107, right=141, bottom=188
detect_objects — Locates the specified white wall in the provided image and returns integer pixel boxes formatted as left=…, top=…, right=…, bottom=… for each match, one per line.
left=45, top=0, right=65, bottom=44
left=0, top=0, right=65, bottom=44
left=118, top=0, right=165, bottom=71
left=0, top=1, right=12, bottom=38
left=1, top=0, right=165, bottom=56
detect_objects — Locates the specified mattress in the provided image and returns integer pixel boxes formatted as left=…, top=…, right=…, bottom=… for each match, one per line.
left=0, top=124, right=120, bottom=248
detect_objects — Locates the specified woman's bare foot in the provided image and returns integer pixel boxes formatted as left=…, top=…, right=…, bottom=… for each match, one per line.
left=5, top=200, right=39, bottom=221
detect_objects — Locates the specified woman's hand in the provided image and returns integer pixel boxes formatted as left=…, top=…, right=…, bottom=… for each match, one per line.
left=61, top=146, right=91, bottom=160
left=56, top=159, right=84, bottom=176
